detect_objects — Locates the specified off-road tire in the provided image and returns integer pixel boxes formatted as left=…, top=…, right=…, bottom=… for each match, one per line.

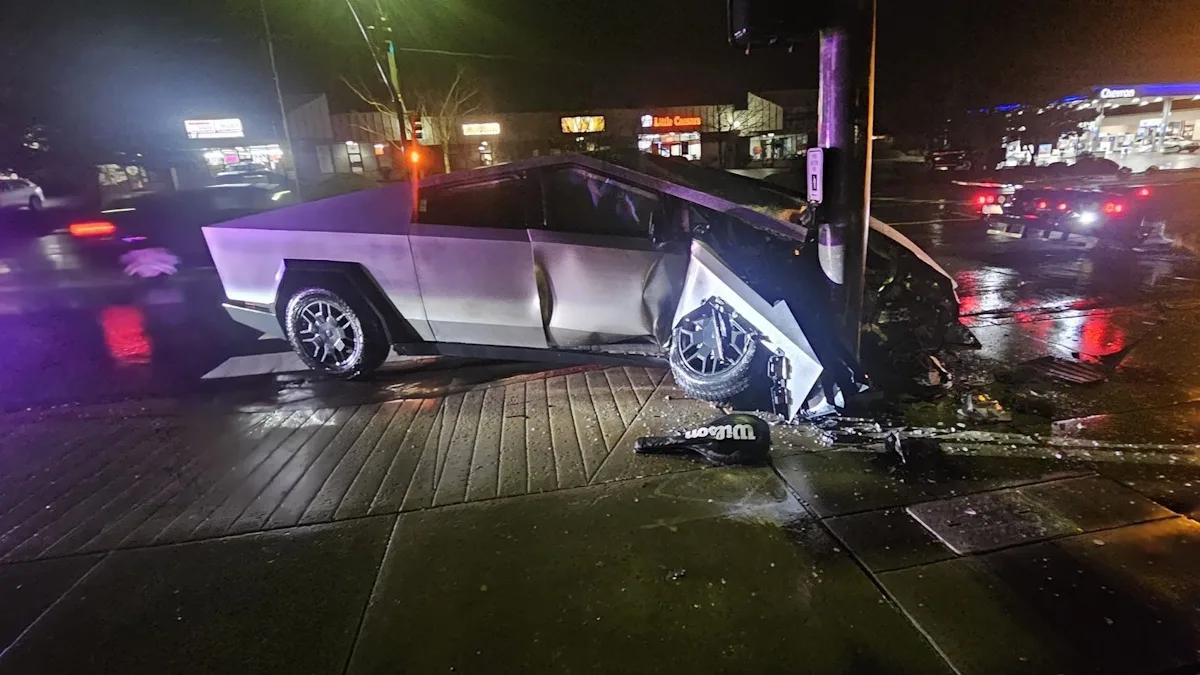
left=668, top=309, right=758, bottom=404
left=284, top=286, right=389, bottom=380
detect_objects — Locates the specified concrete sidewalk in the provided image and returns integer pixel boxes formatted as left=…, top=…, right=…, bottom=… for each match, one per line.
left=0, top=364, right=950, bottom=674
left=4, top=355, right=1200, bottom=673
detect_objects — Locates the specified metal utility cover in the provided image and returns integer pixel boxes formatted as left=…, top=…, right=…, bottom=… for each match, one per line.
left=905, top=490, right=1080, bottom=555
left=1020, top=356, right=1107, bottom=384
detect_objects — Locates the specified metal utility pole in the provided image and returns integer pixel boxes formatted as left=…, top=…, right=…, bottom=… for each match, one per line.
left=345, top=0, right=409, bottom=154
left=260, top=0, right=301, bottom=199
left=816, top=0, right=876, bottom=355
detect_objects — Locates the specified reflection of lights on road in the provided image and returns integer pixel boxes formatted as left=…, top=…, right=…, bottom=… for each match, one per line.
left=100, top=306, right=153, bottom=366
left=1079, top=312, right=1126, bottom=357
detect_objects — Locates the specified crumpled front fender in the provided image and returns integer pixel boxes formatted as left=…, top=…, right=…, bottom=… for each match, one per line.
left=673, top=240, right=824, bottom=421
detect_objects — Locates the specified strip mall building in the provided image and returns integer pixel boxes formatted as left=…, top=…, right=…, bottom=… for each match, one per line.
left=285, top=90, right=815, bottom=183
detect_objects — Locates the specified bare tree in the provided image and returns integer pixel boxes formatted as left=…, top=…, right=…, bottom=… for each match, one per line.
left=701, top=96, right=774, bottom=168
left=343, top=66, right=481, bottom=174
left=413, top=67, right=482, bottom=174
left=342, top=78, right=410, bottom=178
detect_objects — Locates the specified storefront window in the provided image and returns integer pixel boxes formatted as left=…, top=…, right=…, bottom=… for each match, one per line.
left=637, top=132, right=700, bottom=161
left=749, top=134, right=806, bottom=161
left=196, top=144, right=285, bottom=176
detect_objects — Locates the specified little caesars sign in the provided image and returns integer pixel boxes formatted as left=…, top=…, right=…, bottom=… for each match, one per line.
left=1099, top=87, right=1137, bottom=100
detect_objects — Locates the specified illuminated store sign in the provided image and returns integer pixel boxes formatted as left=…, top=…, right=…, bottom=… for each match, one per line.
left=561, top=116, right=606, bottom=133
left=185, top=118, right=245, bottom=139
left=462, top=122, right=501, bottom=136
left=641, top=114, right=703, bottom=130
left=1099, top=88, right=1137, bottom=100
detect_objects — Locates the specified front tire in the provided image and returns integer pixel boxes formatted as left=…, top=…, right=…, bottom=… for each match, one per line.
left=28, top=195, right=42, bottom=211
left=284, top=286, right=389, bottom=380
left=669, top=301, right=758, bottom=403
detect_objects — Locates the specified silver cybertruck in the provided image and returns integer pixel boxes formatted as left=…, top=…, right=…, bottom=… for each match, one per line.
left=203, top=153, right=966, bottom=422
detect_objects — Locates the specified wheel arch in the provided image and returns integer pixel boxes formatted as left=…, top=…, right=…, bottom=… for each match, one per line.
left=276, top=260, right=420, bottom=344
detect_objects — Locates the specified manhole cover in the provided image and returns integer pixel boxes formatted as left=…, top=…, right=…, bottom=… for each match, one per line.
left=906, top=490, right=1080, bottom=554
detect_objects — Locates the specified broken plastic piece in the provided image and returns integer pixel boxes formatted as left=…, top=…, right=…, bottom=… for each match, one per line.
left=884, top=430, right=942, bottom=465
left=959, top=392, right=1013, bottom=422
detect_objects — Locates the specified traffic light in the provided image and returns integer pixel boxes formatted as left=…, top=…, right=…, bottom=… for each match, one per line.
left=412, top=117, right=424, bottom=142
left=409, top=149, right=421, bottom=165
left=728, top=0, right=834, bottom=50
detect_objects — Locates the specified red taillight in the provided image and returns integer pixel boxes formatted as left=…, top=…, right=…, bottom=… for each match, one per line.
left=986, top=195, right=996, bottom=204
left=69, top=221, right=116, bottom=237
left=1036, top=200, right=1048, bottom=210
left=977, top=196, right=987, bottom=205
left=1057, top=202, right=1068, bottom=211
left=1103, top=202, right=1125, bottom=215
left=1137, top=187, right=1152, bottom=198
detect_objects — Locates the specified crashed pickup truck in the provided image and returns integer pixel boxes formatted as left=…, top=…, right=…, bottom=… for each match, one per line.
left=203, top=152, right=970, bottom=422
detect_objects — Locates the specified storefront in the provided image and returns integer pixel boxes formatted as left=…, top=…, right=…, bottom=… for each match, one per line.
left=749, top=132, right=808, bottom=161
left=462, top=122, right=502, bottom=167
left=638, top=114, right=702, bottom=160
left=185, top=118, right=287, bottom=177
left=201, top=144, right=285, bottom=174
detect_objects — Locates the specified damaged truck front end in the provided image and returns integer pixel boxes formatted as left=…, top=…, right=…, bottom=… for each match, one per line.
left=659, top=170, right=973, bottom=422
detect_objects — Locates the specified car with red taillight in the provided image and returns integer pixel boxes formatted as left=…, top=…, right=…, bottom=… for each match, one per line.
left=69, top=184, right=297, bottom=277
left=982, top=184, right=1163, bottom=246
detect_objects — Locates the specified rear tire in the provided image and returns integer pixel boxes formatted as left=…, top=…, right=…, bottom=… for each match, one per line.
left=284, top=286, right=389, bottom=380
left=28, top=196, right=42, bottom=211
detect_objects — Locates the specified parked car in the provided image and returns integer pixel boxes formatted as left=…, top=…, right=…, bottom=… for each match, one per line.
left=979, top=184, right=1163, bottom=246
left=1162, top=137, right=1200, bottom=154
left=203, top=153, right=970, bottom=421
left=0, top=176, right=45, bottom=211
left=68, top=183, right=297, bottom=276
left=926, top=150, right=974, bottom=171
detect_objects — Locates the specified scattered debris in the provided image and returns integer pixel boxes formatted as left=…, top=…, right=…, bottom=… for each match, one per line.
left=1008, top=390, right=1056, bottom=418
left=959, top=393, right=1013, bottom=423
left=884, top=431, right=943, bottom=465
left=666, top=568, right=687, bottom=581
left=916, top=355, right=953, bottom=388
left=634, top=413, right=771, bottom=466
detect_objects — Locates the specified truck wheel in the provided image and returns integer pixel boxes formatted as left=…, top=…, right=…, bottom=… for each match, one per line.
left=669, top=301, right=758, bottom=403
left=284, top=286, right=389, bottom=380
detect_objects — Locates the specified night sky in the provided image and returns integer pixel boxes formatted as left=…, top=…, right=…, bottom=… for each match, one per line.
left=4, top=0, right=1199, bottom=149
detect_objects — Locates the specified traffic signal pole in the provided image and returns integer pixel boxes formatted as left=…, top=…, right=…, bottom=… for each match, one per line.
left=817, top=0, right=876, bottom=356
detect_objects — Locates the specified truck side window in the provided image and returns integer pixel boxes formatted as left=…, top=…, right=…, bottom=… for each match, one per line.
left=419, top=177, right=527, bottom=229
left=542, top=167, right=660, bottom=238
